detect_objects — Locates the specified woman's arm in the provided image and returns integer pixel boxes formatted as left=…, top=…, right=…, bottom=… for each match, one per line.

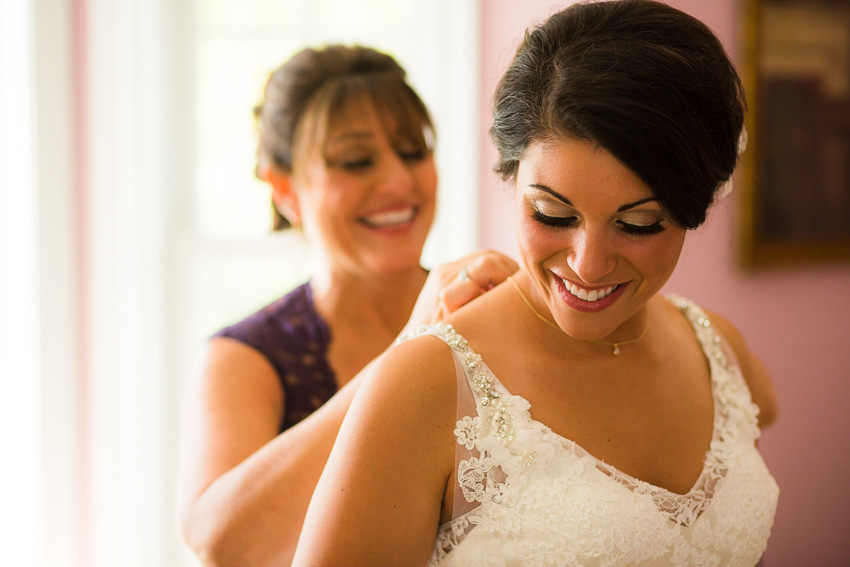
left=177, top=250, right=517, bottom=567
left=705, top=309, right=778, bottom=428
left=176, top=338, right=362, bottom=567
left=291, top=337, right=458, bottom=567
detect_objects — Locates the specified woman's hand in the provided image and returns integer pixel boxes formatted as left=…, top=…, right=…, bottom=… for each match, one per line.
left=403, top=249, right=518, bottom=334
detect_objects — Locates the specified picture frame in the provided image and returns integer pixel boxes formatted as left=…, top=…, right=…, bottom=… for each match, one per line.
left=738, top=0, right=850, bottom=267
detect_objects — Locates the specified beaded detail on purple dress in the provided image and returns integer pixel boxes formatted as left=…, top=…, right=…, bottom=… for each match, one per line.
left=213, top=283, right=337, bottom=431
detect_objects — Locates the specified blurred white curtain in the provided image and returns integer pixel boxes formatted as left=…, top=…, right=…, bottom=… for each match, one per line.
left=0, top=0, right=82, bottom=566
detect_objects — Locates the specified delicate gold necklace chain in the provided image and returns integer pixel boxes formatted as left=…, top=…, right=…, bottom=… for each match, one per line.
left=508, top=276, right=648, bottom=355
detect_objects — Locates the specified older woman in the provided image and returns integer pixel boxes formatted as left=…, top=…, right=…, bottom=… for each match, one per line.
left=292, top=2, right=778, bottom=566
left=176, top=45, right=517, bottom=566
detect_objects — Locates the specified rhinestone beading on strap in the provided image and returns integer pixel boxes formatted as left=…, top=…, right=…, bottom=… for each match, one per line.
left=399, top=324, right=515, bottom=443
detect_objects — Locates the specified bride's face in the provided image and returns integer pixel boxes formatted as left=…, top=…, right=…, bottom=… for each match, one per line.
left=514, top=137, right=686, bottom=343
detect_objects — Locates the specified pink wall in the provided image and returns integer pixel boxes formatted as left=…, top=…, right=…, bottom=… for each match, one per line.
left=479, top=1, right=850, bottom=565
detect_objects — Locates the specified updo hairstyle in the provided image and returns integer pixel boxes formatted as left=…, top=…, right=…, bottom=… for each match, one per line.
left=255, top=44, right=434, bottom=230
left=490, top=0, right=746, bottom=229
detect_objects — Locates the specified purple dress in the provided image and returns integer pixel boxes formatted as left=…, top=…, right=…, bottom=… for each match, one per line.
left=212, top=283, right=337, bottom=432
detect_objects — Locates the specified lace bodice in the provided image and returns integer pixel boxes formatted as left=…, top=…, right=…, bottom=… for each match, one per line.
left=404, top=295, right=778, bottom=567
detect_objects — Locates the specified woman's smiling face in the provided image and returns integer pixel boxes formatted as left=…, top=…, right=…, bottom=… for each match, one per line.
left=292, top=98, right=437, bottom=277
left=515, top=137, right=687, bottom=343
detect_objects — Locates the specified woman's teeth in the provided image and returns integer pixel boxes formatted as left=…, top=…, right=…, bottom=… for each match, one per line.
left=563, top=280, right=619, bottom=302
left=361, top=207, right=416, bottom=228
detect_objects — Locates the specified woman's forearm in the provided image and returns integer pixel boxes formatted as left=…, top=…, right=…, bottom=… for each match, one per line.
left=180, top=375, right=361, bottom=567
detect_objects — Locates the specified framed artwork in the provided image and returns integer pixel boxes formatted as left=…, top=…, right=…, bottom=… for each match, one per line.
left=738, top=0, right=850, bottom=267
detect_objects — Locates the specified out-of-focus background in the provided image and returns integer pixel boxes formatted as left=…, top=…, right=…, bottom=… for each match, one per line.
left=1, top=1, right=848, bottom=566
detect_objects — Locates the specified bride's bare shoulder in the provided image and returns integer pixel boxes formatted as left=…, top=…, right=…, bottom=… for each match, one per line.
left=359, top=330, right=460, bottom=408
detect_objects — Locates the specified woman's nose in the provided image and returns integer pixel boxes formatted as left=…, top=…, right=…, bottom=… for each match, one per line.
left=376, top=152, right=415, bottom=194
left=567, top=229, right=617, bottom=284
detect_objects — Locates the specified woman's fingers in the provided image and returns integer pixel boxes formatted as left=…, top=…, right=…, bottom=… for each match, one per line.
left=437, top=250, right=518, bottom=314
left=401, top=250, right=519, bottom=336
left=460, top=251, right=519, bottom=291
left=439, top=280, right=485, bottom=314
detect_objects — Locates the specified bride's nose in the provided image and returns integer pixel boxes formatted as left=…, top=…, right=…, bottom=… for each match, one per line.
left=567, top=229, right=617, bottom=283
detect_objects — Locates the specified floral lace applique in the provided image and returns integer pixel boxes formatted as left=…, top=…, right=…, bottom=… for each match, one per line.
left=454, top=416, right=482, bottom=450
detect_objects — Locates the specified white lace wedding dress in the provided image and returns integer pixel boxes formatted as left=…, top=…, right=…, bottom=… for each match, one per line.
left=404, top=295, right=778, bottom=567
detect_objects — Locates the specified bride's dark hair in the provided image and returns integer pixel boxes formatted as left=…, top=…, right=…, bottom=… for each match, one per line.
left=490, top=0, right=746, bottom=229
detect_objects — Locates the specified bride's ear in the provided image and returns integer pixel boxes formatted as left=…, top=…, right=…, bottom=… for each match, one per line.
left=263, top=167, right=302, bottom=227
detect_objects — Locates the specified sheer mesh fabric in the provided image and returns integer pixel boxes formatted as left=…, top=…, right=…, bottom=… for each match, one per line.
left=401, top=295, right=778, bottom=567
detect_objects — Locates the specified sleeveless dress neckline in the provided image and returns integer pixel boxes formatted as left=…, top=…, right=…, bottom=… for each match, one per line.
left=398, top=294, right=778, bottom=567
left=429, top=294, right=723, bottom=524
left=481, top=294, right=724, bottom=504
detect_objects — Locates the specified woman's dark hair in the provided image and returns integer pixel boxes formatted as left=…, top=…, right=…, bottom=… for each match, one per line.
left=490, top=0, right=746, bottom=229
left=255, top=45, right=434, bottom=230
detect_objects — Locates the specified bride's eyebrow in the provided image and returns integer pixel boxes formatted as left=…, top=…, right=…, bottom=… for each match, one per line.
left=617, top=197, right=659, bottom=212
left=527, top=184, right=572, bottom=205
left=527, top=184, right=659, bottom=212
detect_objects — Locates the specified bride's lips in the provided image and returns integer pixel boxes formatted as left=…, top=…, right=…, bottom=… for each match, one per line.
left=554, top=276, right=630, bottom=313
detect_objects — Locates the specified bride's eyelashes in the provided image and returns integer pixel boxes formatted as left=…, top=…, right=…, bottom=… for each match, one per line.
left=617, top=220, right=666, bottom=236
left=532, top=210, right=578, bottom=228
left=530, top=207, right=667, bottom=236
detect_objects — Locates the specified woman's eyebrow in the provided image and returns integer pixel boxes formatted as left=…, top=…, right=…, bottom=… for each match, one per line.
left=528, top=185, right=659, bottom=212
left=326, top=131, right=374, bottom=147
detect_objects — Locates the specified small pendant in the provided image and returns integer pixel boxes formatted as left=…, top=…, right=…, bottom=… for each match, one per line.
left=612, top=344, right=621, bottom=355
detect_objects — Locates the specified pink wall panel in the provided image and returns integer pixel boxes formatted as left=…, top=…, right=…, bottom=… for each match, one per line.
left=479, top=1, right=850, bottom=565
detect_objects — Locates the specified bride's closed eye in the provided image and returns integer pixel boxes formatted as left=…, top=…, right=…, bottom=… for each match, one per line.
left=529, top=199, right=577, bottom=228
left=616, top=210, right=667, bottom=236
left=617, top=220, right=666, bottom=235
left=530, top=203, right=668, bottom=236
left=532, top=210, right=578, bottom=228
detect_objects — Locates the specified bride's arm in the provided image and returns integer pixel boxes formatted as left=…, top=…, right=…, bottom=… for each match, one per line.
left=291, top=336, right=459, bottom=567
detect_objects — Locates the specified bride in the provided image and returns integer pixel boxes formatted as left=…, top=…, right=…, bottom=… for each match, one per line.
left=291, top=2, right=778, bottom=565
